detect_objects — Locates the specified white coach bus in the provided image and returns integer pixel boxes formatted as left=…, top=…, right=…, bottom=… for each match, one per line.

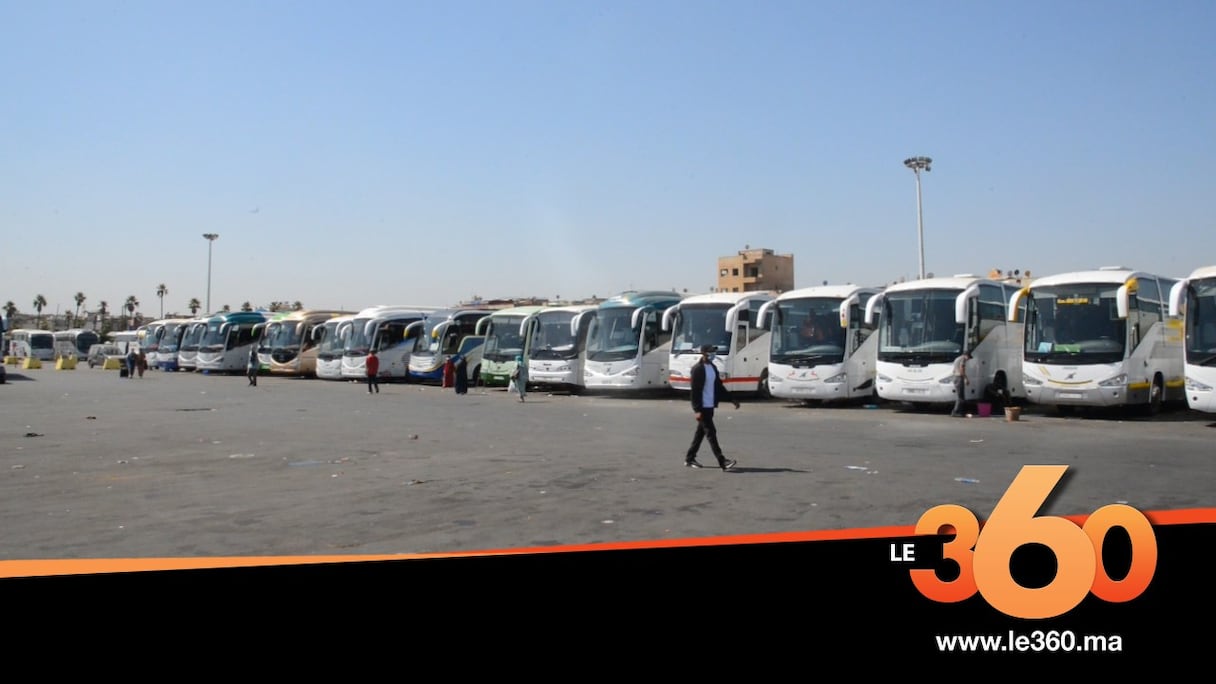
left=1010, top=267, right=1183, bottom=415
left=524, top=303, right=597, bottom=393
left=757, top=284, right=882, bottom=403
left=1169, top=265, right=1216, bottom=413
left=341, top=305, right=440, bottom=381
left=583, top=290, right=685, bottom=393
left=866, top=275, right=1025, bottom=408
left=314, top=314, right=356, bottom=380
left=662, top=291, right=774, bottom=395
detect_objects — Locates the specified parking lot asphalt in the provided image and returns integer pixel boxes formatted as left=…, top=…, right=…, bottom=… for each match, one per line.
left=2, top=364, right=1215, bottom=561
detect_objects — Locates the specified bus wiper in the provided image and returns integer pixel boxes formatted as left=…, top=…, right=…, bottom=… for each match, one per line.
left=1194, top=354, right=1216, bottom=367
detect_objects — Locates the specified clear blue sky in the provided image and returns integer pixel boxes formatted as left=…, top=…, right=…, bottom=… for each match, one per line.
left=3, top=0, right=1214, bottom=317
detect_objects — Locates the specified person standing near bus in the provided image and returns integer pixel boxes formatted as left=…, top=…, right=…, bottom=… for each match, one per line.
left=366, top=348, right=380, bottom=394
left=510, top=354, right=527, bottom=402
left=247, top=345, right=259, bottom=386
left=950, top=350, right=971, bottom=417
left=685, top=344, right=739, bottom=471
left=453, top=354, right=469, bottom=395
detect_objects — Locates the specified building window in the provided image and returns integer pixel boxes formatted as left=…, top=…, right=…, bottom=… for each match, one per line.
left=719, top=269, right=728, bottom=277
left=732, top=268, right=739, bottom=276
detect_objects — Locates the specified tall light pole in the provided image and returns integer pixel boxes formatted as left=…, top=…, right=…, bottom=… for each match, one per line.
left=203, top=233, right=219, bottom=314
left=903, top=156, right=932, bottom=279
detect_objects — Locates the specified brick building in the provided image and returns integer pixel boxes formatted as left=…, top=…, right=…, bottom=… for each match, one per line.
left=716, top=247, right=794, bottom=294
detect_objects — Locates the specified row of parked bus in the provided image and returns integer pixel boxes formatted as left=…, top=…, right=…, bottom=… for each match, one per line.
left=16, top=264, right=1216, bottom=416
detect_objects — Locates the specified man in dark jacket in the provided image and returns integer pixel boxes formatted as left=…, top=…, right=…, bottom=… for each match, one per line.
left=686, top=343, right=739, bottom=471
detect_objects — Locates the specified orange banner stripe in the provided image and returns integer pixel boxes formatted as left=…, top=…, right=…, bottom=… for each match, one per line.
left=2, top=507, right=1212, bottom=578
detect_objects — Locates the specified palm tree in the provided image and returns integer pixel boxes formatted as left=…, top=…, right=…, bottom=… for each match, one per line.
left=33, top=294, right=47, bottom=328
left=241, top=301, right=252, bottom=312
left=73, top=292, right=86, bottom=327
left=156, top=283, right=168, bottom=319
left=3, top=301, right=16, bottom=329
left=189, top=298, right=201, bottom=316
left=124, top=295, right=139, bottom=330
left=98, top=301, right=109, bottom=334
left=221, top=304, right=231, bottom=313
left=293, top=301, right=303, bottom=311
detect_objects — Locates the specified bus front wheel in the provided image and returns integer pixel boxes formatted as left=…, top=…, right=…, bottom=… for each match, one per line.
left=1144, top=374, right=1164, bottom=417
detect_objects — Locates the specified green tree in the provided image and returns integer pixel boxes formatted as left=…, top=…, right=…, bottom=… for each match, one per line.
left=98, top=301, right=109, bottom=334
left=221, top=304, right=230, bottom=313
left=124, top=295, right=139, bottom=330
left=74, top=292, right=86, bottom=327
left=241, top=301, right=252, bottom=312
left=189, top=298, right=201, bottom=316
left=3, top=301, right=16, bottom=328
left=156, top=283, right=168, bottom=319
left=33, top=294, right=47, bottom=328
left=293, top=301, right=303, bottom=311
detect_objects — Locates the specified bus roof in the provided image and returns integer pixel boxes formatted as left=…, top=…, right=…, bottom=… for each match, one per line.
left=269, top=309, right=355, bottom=322
left=773, top=284, right=883, bottom=301
left=353, top=305, right=442, bottom=318
left=485, top=305, right=547, bottom=317
left=1184, top=265, right=1216, bottom=280
left=201, top=311, right=271, bottom=323
left=598, top=290, right=684, bottom=309
left=675, top=291, right=775, bottom=306
left=1027, top=268, right=1159, bottom=288
left=881, top=275, right=994, bottom=294
left=535, top=304, right=597, bottom=316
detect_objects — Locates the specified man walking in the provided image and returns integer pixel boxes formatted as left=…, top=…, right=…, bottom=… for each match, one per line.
left=366, top=348, right=380, bottom=394
left=686, top=343, right=739, bottom=471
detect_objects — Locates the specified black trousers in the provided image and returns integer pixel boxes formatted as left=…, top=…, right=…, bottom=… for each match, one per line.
left=367, top=375, right=379, bottom=393
left=686, top=408, right=725, bottom=466
left=952, top=378, right=966, bottom=415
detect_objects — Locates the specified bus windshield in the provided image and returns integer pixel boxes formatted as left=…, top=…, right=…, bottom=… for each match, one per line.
left=181, top=323, right=205, bottom=352
left=530, top=312, right=580, bottom=361
left=158, top=324, right=188, bottom=353
left=200, top=320, right=227, bottom=351
left=672, top=305, right=730, bottom=355
left=265, top=321, right=303, bottom=351
left=483, top=316, right=526, bottom=362
left=878, top=290, right=964, bottom=363
left=345, top=318, right=374, bottom=356
left=1186, top=278, right=1216, bottom=365
left=586, top=308, right=640, bottom=362
left=1024, top=285, right=1126, bottom=364
left=771, top=298, right=846, bottom=365
left=317, top=321, right=347, bottom=360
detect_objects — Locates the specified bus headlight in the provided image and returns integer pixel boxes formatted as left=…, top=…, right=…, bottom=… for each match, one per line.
left=1098, top=373, right=1127, bottom=387
left=622, top=367, right=638, bottom=376
left=1023, top=376, right=1042, bottom=386
left=1186, top=377, right=1213, bottom=392
left=584, top=370, right=593, bottom=379
left=877, top=374, right=892, bottom=383
left=939, top=375, right=958, bottom=384
left=823, top=373, right=846, bottom=384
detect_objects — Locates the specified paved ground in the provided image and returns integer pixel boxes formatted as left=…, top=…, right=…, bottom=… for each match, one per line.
left=2, top=363, right=1214, bottom=560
